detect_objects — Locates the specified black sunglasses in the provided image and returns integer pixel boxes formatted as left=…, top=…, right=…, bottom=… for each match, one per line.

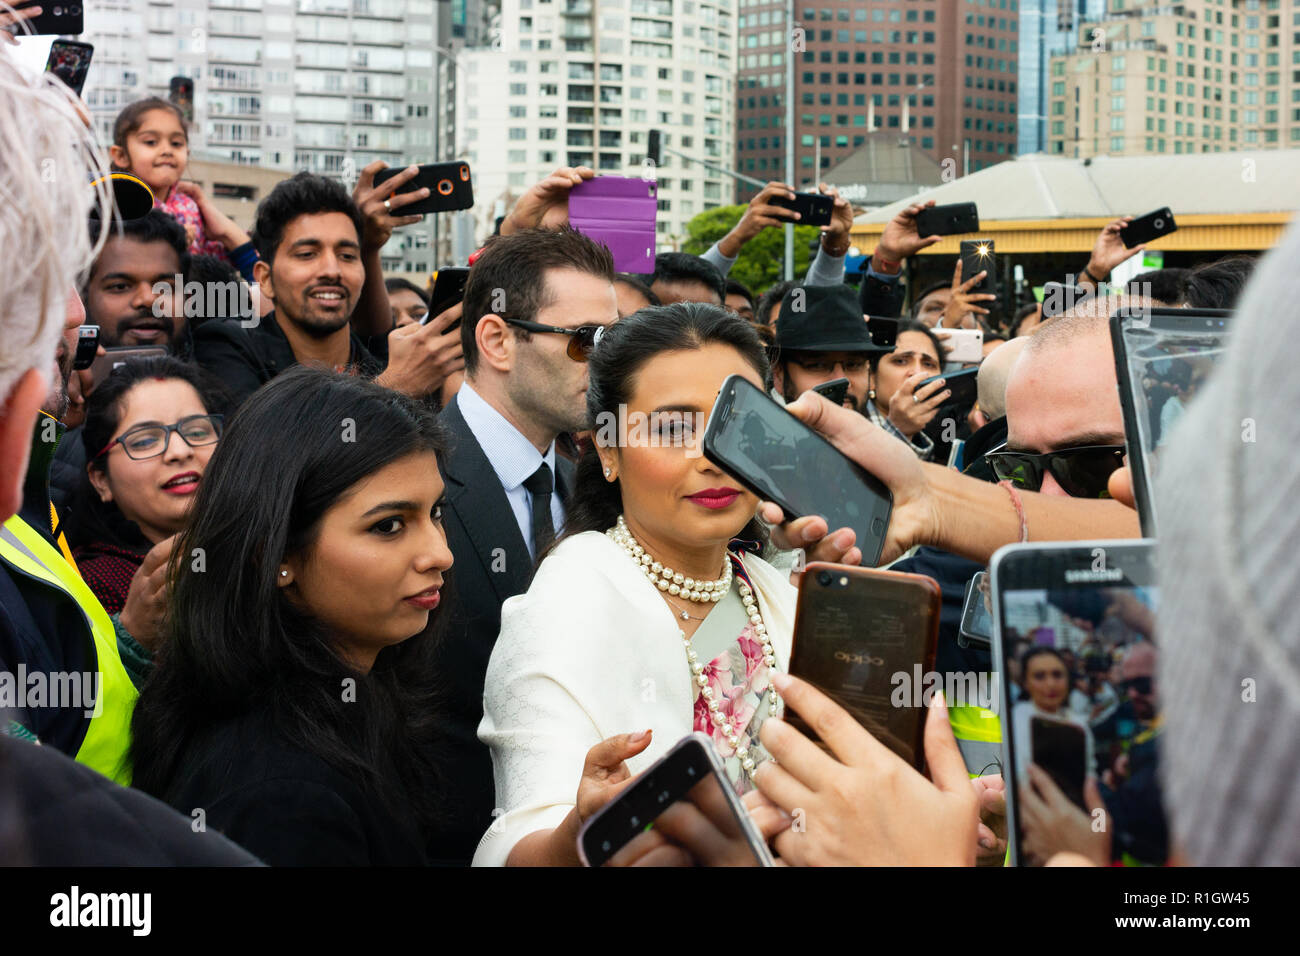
left=985, top=443, right=1126, bottom=499
left=502, top=317, right=605, bottom=362
left=1121, top=676, right=1154, bottom=696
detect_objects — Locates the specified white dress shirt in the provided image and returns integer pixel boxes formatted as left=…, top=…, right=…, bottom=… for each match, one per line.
left=456, top=381, right=566, bottom=560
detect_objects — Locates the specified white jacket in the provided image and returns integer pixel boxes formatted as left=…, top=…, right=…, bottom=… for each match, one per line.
left=472, top=529, right=796, bottom=866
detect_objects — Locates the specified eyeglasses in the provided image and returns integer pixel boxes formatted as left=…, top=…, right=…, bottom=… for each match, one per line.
left=985, top=443, right=1126, bottom=499
left=1120, top=676, right=1153, bottom=696
left=502, top=317, right=606, bottom=362
left=788, top=356, right=868, bottom=374
left=96, top=414, right=224, bottom=461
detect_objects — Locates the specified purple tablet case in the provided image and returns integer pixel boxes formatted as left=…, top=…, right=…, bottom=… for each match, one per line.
left=568, top=176, right=658, bottom=273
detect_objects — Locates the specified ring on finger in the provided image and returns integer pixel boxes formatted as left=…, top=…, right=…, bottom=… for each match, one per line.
left=383, top=199, right=392, bottom=212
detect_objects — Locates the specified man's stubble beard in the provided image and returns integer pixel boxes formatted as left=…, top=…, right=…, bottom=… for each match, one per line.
left=508, top=354, right=589, bottom=441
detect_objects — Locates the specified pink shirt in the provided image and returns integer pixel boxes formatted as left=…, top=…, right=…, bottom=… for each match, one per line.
left=154, top=187, right=228, bottom=260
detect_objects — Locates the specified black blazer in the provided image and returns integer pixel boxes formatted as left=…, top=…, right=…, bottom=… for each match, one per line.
left=160, top=708, right=427, bottom=866
left=426, top=393, right=573, bottom=863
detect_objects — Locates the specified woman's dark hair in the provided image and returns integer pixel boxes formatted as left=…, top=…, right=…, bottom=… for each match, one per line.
left=130, top=367, right=449, bottom=828
left=556, top=303, right=771, bottom=558
left=67, top=357, right=227, bottom=553
left=868, top=319, right=947, bottom=373
left=385, top=276, right=429, bottom=304
left=112, top=97, right=187, bottom=151
left=1018, top=646, right=1070, bottom=696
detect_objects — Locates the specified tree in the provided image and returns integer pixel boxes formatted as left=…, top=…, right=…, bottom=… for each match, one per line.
left=682, top=206, right=822, bottom=294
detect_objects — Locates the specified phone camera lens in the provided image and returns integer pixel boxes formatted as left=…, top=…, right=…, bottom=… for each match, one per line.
left=817, top=570, right=832, bottom=587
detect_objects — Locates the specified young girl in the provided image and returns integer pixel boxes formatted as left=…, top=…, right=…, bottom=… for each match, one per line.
left=108, top=98, right=258, bottom=280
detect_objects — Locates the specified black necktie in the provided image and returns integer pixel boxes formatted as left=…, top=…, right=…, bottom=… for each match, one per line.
left=523, top=462, right=556, bottom=556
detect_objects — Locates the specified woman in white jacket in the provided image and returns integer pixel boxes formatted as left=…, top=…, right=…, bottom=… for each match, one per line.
left=473, top=302, right=856, bottom=866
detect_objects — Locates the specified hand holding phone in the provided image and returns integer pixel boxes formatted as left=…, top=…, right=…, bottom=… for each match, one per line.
left=1119, top=208, right=1176, bottom=248
left=914, top=202, right=980, bottom=238
left=810, top=377, right=850, bottom=407
left=770, top=191, right=834, bottom=227
left=424, top=267, right=470, bottom=329
left=959, top=239, right=997, bottom=297
left=373, top=162, right=474, bottom=217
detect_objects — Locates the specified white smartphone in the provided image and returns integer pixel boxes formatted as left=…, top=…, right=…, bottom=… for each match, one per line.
left=938, top=328, right=984, bottom=363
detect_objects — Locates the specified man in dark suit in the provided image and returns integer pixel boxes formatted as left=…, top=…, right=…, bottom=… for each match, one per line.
left=429, top=226, right=618, bottom=863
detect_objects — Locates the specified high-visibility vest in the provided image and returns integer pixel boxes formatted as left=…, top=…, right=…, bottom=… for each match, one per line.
left=949, top=701, right=1002, bottom=778
left=0, top=513, right=136, bottom=785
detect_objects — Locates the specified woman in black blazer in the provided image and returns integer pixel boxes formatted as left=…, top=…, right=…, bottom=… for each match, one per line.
left=130, top=368, right=454, bottom=865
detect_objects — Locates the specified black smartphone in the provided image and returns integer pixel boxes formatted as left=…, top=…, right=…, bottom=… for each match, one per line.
left=576, top=733, right=773, bottom=867
left=770, top=191, right=833, bottom=227
left=959, top=239, right=997, bottom=296
left=1119, top=207, right=1177, bottom=248
left=789, top=564, right=941, bottom=769
left=958, top=571, right=992, bottom=648
left=374, top=161, right=474, bottom=217
left=810, top=377, right=849, bottom=407
left=424, top=266, right=470, bottom=329
left=45, top=40, right=93, bottom=96
left=991, top=539, right=1166, bottom=866
left=1031, top=716, right=1088, bottom=812
left=73, top=325, right=99, bottom=371
left=90, top=346, right=169, bottom=387
left=1041, top=281, right=1090, bottom=320
left=13, top=1, right=83, bottom=35
left=914, top=202, right=980, bottom=238
left=703, top=374, right=893, bottom=566
left=916, top=365, right=979, bottom=415
left=866, top=315, right=898, bottom=349
left=168, top=76, right=194, bottom=125
left=1109, top=306, right=1231, bottom=536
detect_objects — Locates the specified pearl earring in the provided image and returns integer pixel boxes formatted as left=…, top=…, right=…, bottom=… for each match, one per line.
left=868, top=388, right=876, bottom=400
left=280, top=570, right=288, bottom=578
left=604, top=467, right=612, bottom=478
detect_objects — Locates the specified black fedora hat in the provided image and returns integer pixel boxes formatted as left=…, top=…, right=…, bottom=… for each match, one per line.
left=774, top=283, right=885, bottom=353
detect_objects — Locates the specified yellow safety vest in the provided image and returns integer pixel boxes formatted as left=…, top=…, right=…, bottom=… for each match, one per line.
left=0, top=513, right=136, bottom=785
left=949, top=701, right=1002, bottom=778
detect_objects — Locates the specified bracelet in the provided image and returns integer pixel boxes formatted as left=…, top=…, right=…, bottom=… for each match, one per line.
left=998, top=480, right=1029, bottom=544
left=1082, top=265, right=1107, bottom=285
left=875, top=253, right=900, bottom=269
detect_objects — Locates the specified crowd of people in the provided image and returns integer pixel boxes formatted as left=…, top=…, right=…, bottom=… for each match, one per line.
left=1, top=37, right=1297, bottom=870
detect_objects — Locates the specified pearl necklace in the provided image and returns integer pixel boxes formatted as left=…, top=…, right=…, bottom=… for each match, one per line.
left=607, top=515, right=782, bottom=781
left=608, top=515, right=731, bottom=607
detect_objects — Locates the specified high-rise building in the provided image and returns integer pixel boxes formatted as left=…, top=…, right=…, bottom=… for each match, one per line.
left=734, top=0, right=1020, bottom=203
left=1018, top=0, right=1105, bottom=155
left=457, top=0, right=738, bottom=254
left=1049, top=0, right=1300, bottom=158
left=80, top=0, right=441, bottom=275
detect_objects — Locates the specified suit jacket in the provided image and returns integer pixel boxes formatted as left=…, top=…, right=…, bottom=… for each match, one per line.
left=428, top=393, right=573, bottom=864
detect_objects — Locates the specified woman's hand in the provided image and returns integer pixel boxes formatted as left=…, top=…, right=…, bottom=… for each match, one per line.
left=972, top=773, right=1008, bottom=865
left=886, top=370, right=949, bottom=439
left=175, top=180, right=250, bottom=250
left=759, top=507, right=863, bottom=582
left=753, top=674, right=978, bottom=865
left=118, top=534, right=180, bottom=651
left=1019, top=766, right=1111, bottom=867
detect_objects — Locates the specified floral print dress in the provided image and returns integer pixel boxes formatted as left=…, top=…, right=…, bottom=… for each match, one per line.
left=687, top=575, right=780, bottom=795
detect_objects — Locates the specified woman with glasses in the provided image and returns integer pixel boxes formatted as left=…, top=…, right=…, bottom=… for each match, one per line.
left=130, top=367, right=454, bottom=865
left=69, top=357, right=225, bottom=624
left=864, top=320, right=949, bottom=460
left=474, top=303, right=849, bottom=867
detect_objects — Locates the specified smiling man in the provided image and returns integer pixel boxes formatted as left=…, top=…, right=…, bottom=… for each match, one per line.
left=192, top=173, right=380, bottom=408
left=84, top=210, right=189, bottom=351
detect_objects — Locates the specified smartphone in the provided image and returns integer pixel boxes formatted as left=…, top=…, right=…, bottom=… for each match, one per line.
left=90, top=346, right=168, bottom=387
left=789, top=564, right=940, bottom=769
left=168, top=76, right=194, bottom=125
left=935, top=328, right=984, bottom=364
left=810, top=377, right=849, bottom=407
left=424, top=266, right=470, bottom=329
left=373, top=161, right=474, bottom=217
left=916, top=365, right=979, bottom=413
left=45, top=40, right=93, bottom=95
left=866, top=315, right=898, bottom=349
left=1109, top=306, right=1231, bottom=537
left=568, top=176, right=657, bottom=273
left=13, top=1, right=83, bottom=36
left=1041, top=281, right=1090, bottom=320
left=990, top=539, right=1166, bottom=866
left=1030, top=716, right=1088, bottom=812
left=959, top=239, right=997, bottom=296
left=576, top=732, right=774, bottom=867
left=914, top=202, right=980, bottom=238
left=770, top=191, right=834, bottom=228
left=73, top=325, right=98, bottom=371
left=1119, top=207, right=1177, bottom=249
left=703, top=375, right=893, bottom=566
left=958, top=571, right=992, bottom=648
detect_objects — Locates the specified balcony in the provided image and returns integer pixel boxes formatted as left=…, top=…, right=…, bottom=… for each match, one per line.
left=563, top=0, right=593, bottom=14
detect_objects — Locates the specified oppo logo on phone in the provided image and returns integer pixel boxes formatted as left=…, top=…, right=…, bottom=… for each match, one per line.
left=834, top=650, right=884, bottom=666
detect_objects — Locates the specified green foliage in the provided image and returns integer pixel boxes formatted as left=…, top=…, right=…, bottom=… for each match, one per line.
left=681, top=205, right=822, bottom=295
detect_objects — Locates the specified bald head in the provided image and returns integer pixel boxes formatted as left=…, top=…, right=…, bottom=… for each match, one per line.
left=975, top=337, right=1029, bottom=421
left=1023, top=293, right=1148, bottom=359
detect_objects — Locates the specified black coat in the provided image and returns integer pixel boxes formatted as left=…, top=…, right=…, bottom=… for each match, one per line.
left=0, top=734, right=259, bottom=866
left=424, top=394, right=573, bottom=864
left=159, top=707, right=427, bottom=866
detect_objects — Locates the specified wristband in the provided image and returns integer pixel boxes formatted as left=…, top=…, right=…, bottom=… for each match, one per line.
left=1082, top=265, right=1107, bottom=285
left=998, top=480, right=1029, bottom=543
left=874, top=253, right=900, bottom=270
